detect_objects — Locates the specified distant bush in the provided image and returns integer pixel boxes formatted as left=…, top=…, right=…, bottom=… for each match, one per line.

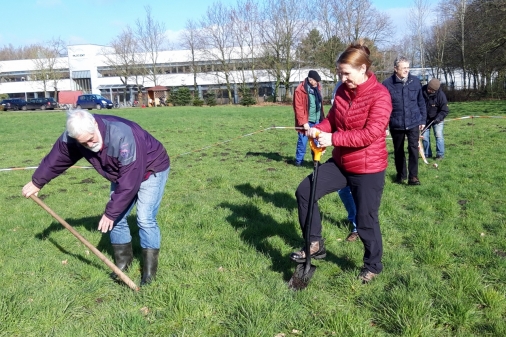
left=204, top=92, right=217, bottom=106
left=171, top=87, right=192, bottom=106
left=265, top=95, right=275, bottom=103
left=193, top=98, right=204, bottom=107
left=240, top=88, right=256, bottom=107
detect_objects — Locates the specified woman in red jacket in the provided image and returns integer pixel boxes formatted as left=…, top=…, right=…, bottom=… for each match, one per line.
left=290, top=41, right=392, bottom=283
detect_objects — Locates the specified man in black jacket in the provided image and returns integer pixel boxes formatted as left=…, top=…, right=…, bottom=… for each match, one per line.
left=382, top=57, right=427, bottom=185
left=422, top=78, right=449, bottom=160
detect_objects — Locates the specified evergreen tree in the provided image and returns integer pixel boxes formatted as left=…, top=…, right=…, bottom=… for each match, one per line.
left=171, top=87, right=192, bottom=106
left=204, top=91, right=217, bottom=106
left=240, top=87, right=256, bottom=107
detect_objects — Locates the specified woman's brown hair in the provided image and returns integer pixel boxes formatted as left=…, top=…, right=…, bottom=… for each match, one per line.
left=336, top=39, right=372, bottom=72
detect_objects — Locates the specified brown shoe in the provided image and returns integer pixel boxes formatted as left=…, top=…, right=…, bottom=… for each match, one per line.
left=408, top=177, right=421, bottom=185
left=290, top=239, right=326, bottom=263
left=358, top=267, right=377, bottom=283
left=346, top=232, right=359, bottom=242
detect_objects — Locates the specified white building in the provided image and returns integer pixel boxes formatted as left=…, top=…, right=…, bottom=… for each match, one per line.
left=0, top=44, right=335, bottom=105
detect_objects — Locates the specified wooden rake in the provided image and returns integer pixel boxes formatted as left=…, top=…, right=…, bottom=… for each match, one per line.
left=29, top=195, right=139, bottom=291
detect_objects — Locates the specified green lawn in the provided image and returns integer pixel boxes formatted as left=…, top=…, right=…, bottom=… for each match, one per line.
left=0, top=101, right=505, bottom=336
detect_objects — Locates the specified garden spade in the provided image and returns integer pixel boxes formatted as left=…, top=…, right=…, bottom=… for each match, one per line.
left=288, top=134, right=325, bottom=290
left=29, top=195, right=139, bottom=291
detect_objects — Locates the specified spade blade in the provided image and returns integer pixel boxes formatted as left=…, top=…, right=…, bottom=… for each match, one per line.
left=288, top=263, right=316, bottom=290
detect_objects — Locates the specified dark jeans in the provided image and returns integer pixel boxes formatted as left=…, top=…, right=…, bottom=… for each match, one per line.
left=295, top=159, right=385, bottom=274
left=391, top=127, right=419, bottom=180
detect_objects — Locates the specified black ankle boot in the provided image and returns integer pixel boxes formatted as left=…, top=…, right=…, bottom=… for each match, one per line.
left=110, top=242, right=133, bottom=280
left=141, top=248, right=159, bottom=286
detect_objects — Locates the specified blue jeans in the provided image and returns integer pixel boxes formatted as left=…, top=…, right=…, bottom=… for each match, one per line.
left=295, top=122, right=316, bottom=164
left=109, top=167, right=170, bottom=249
left=422, top=121, right=444, bottom=158
left=338, top=186, right=357, bottom=232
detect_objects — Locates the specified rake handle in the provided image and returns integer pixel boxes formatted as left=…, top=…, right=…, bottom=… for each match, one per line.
left=29, top=195, right=139, bottom=291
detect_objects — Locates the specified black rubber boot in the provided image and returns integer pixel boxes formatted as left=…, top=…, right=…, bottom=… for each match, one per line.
left=140, top=248, right=159, bottom=286
left=110, top=242, right=133, bottom=280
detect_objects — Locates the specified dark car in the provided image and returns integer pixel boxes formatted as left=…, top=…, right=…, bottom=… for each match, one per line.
left=75, top=94, right=113, bottom=110
left=26, top=97, right=58, bottom=110
left=1, top=98, right=27, bottom=111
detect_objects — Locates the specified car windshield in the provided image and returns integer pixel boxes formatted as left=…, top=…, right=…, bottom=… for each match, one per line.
left=96, top=96, right=107, bottom=100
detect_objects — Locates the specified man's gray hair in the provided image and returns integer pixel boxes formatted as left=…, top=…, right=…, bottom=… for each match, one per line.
left=394, top=56, right=410, bottom=67
left=66, top=109, right=96, bottom=138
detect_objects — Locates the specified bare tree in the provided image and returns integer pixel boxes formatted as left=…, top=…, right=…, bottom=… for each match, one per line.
left=135, top=5, right=168, bottom=86
left=424, top=9, right=451, bottom=82
left=330, top=0, right=393, bottom=46
left=230, top=0, right=261, bottom=102
left=408, top=0, right=432, bottom=83
left=440, top=0, right=470, bottom=88
left=425, top=0, right=506, bottom=91
left=102, top=26, right=144, bottom=104
left=463, top=0, right=506, bottom=92
left=199, top=1, right=236, bottom=104
left=313, top=0, right=393, bottom=84
left=32, top=38, right=66, bottom=100
left=179, top=19, right=202, bottom=99
left=260, top=0, right=308, bottom=102
left=0, top=44, right=40, bottom=61
left=388, top=35, right=419, bottom=69
left=314, top=0, right=347, bottom=82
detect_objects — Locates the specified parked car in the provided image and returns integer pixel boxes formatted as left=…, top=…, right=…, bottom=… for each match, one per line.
left=1, top=98, right=27, bottom=111
left=75, top=94, right=113, bottom=110
left=26, top=97, right=57, bottom=110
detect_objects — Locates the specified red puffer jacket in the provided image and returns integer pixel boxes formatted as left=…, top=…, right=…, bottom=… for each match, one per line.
left=316, top=72, right=392, bottom=174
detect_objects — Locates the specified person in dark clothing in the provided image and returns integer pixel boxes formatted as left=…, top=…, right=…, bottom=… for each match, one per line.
left=382, top=57, right=427, bottom=185
left=422, top=78, right=449, bottom=159
left=22, top=109, right=170, bottom=286
left=293, top=70, right=325, bottom=166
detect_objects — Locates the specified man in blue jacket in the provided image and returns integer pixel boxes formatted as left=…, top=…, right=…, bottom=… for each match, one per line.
left=22, top=109, right=170, bottom=286
left=382, top=57, right=427, bottom=185
left=422, top=78, right=449, bottom=160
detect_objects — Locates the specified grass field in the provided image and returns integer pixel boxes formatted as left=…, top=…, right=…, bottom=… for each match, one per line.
left=1, top=101, right=505, bottom=336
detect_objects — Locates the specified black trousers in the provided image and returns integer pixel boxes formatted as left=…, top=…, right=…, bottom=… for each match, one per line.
left=391, top=127, right=419, bottom=180
left=295, top=159, right=385, bottom=274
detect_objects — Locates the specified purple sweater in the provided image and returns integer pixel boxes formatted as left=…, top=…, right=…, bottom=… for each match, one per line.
left=32, top=114, right=170, bottom=220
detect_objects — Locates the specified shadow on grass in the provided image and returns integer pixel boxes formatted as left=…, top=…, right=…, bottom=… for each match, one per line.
left=246, top=151, right=290, bottom=163
left=34, top=215, right=142, bottom=270
left=237, top=182, right=356, bottom=233
left=245, top=151, right=315, bottom=169
left=220, top=183, right=356, bottom=282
